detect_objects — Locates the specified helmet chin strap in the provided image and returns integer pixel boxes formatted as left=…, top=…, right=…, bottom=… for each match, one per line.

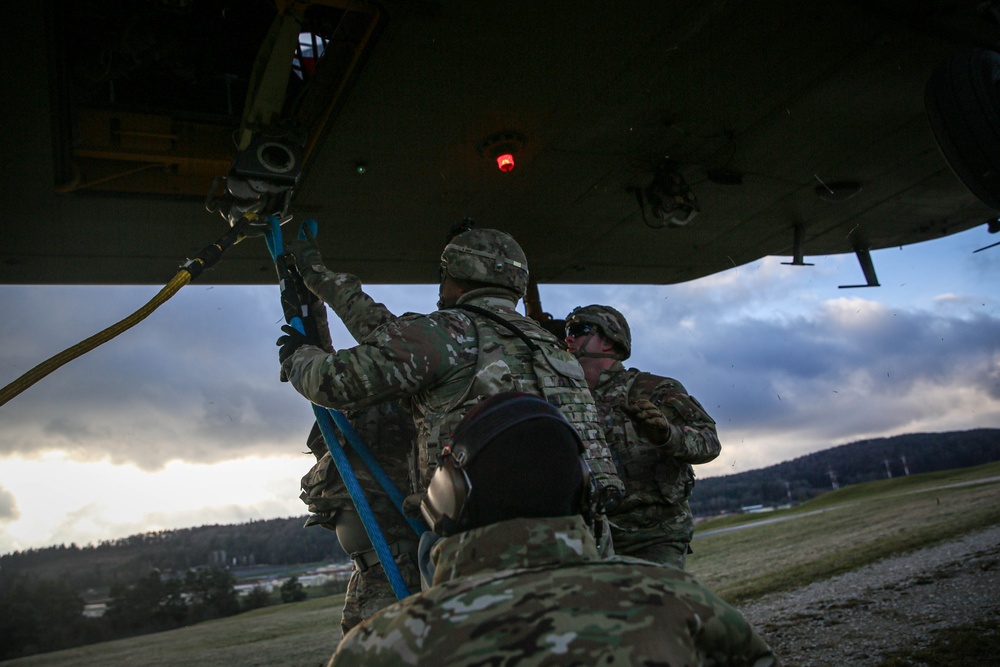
left=437, top=271, right=462, bottom=309
left=570, top=333, right=621, bottom=360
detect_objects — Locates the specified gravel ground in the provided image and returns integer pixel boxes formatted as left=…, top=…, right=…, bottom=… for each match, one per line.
left=737, top=524, right=1000, bottom=666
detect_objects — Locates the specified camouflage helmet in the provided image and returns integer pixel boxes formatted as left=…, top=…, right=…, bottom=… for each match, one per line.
left=440, top=228, right=529, bottom=297
left=566, top=304, right=632, bottom=360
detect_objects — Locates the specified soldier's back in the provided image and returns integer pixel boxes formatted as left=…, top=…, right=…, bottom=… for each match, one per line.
left=333, top=557, right=777, bottom=667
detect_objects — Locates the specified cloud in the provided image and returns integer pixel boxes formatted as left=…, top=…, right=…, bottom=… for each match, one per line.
left=0, top=453, right=311, bottom=552
left=2, top=258, right=999, bottom=480
left=534, top=274, right=1000, bottom=475
left=0, top=486, right=18, bottom=522
left=653, top=300, right=1000, bottom=472
left=0, top=285, right=315, bottom=468
left=2, top=233, right=999, bottom=551
left=0, top=283, right=445, bottom=472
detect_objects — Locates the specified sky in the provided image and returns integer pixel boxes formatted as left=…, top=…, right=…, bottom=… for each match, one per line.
left=1, top=226, right=998, bottom=554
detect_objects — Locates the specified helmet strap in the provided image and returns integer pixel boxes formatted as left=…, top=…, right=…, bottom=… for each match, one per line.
left=570, top=333, right=621, bottom=360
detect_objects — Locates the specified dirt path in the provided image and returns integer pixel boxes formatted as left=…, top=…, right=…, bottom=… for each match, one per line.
left=737, top=524, right=1000, bottom=666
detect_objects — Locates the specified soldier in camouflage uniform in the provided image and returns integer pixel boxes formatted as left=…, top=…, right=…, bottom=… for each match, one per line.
left=278, top=227, right=623, bottom=519
left=289, top=286, right=420, bottom=636
left=299, top=404, right=420, bottom=637
left=565, top=304, right=721, bottom=568
left=328, top=393, right=778, bottom=667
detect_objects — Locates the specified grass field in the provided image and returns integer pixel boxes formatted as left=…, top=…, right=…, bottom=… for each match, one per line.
left=8, top=461, right=1000, bottom=667
left=687, top=461, right=1000, bottom=603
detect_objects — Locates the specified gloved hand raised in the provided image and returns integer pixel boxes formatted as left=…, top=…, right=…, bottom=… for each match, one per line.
left=286, top=239, right=327, bottom=276
left=277, top=324, right=318, bottom=368
left=623, top=398, right=681, bottom=450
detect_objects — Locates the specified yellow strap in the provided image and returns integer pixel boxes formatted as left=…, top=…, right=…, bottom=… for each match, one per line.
left=0, top=269, right=192, bottom=408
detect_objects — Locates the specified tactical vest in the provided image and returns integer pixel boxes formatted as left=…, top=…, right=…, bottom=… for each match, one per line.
left=409, top=303, right=617, bottom=493
left=596, top=368, right=694, bottom=506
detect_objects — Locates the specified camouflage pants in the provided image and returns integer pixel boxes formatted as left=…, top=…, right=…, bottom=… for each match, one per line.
left=610, top=504, right=693, bottom=569
left=624, top=541, right=688, bottom=569
left=340, top=545, right=420, bottom=637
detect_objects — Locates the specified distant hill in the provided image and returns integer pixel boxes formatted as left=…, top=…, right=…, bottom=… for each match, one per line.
left=690, top=428, right=1000, bottom=517
left=4, top=429, right=998, bottom=590
left=0, top=516, right=347, bottom=593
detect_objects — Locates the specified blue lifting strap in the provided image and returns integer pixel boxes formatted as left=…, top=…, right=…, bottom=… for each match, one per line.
left=290, top=221, right=427, bottom=537
left=264, top=216, right=423, bottom=600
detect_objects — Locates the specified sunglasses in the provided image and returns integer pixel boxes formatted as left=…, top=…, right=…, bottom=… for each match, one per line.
left=565, top=322, right=595, bottom=338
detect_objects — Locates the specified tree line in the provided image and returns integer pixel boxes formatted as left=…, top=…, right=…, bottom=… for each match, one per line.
left=689, top=428, right=1000, bottom=516
left=1, top=428, right=997, bottom=660
left=0, top=515, right=348, bottom=592
left=0, top=567, right=316, bottom=661
left=4, top=429, right=998, bottom=585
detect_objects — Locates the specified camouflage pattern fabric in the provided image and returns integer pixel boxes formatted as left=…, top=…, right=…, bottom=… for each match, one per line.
left=299, top=401, right=420, bottom=636
left=596, top=362, right=721, bottom=568
left=440, top=228, right=529, bottom=296
left=328, top=516, right=779, bottom=667
left=283, top=287, right=622, bottom=497
left=300, top=403, right=414, bottom=518
left=288, top=248, right=424, bottom=633
left=290, top=264, right=398, bottom=344
left=340, top=546, right=420, bottom=637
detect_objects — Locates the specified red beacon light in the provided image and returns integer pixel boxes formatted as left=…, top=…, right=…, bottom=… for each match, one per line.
left=496, top=153, right=515, bottom=172
left=478, top=131, right=525, bottom=174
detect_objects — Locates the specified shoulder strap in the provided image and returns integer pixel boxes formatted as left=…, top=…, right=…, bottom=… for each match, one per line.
left=451, top=303, right=540, bottom=352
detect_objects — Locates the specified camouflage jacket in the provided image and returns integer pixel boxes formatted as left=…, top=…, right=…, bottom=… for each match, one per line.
left=595, top=363, right=721, bottom=551
left=330, top=515, right=779, bottom=667
left=300, top=401, right=417, bottom=547
left=299, top=269, right=396, bottom=343
left=284, top=287, right=621, bottom=495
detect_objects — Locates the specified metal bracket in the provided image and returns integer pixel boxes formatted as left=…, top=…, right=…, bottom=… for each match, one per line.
left=781, top=224, right=815, bottom=267
left=839, top=246, right=880, bottom=288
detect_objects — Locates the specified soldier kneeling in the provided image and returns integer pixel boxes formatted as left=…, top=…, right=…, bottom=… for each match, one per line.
left=329, top=392, right=779, bottom=667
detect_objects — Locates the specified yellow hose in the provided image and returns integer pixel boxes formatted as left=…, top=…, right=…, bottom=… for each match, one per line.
left=0, top=214, right=251, bottom=409
left=0, top=269, right=192, bottom=408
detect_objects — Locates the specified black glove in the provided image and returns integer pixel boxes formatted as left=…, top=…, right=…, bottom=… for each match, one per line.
left=277, top=324, right=316, bottom=366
